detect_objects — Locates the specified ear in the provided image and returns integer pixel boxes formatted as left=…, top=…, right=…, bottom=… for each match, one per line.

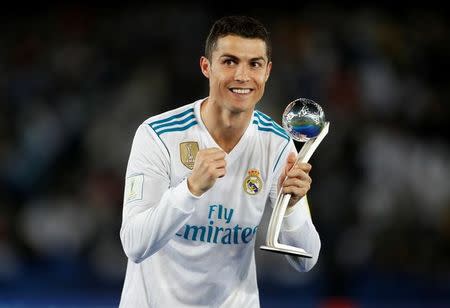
left=200, top=56, right=210, bottom=78
left=265, top=61, right=272, bottom=82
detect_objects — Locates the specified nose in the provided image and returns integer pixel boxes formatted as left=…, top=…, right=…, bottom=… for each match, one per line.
left=234, top=64, right=250, bottom=82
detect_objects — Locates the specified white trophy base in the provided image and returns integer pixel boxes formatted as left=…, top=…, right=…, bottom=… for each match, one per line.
left=260, top=244, right=313, bottom=258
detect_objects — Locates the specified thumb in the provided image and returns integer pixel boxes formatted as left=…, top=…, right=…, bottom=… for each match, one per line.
left=284, top=152, right=297, bottom=174
left=278, top=152, right=297, bottom=188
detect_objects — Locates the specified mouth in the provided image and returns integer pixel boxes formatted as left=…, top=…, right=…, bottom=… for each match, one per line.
left=229, top=87, right=253, bottom=95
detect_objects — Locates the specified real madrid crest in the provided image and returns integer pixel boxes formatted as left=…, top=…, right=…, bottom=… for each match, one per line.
left=243, top=168, right=263, bottom=195
left=180, top=141, right=199, bottom=170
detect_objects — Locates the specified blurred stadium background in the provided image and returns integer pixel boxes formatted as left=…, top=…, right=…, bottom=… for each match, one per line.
left=0, top=3, right=449, bottom=307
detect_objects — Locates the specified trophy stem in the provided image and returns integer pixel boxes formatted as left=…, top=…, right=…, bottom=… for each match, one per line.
left=260, top=122, right=329, bottom=258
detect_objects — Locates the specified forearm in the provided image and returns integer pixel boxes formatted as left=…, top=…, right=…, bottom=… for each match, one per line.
left=120, top=179, right=199, bottom=263
left=279, top=197, right=321, bottom=272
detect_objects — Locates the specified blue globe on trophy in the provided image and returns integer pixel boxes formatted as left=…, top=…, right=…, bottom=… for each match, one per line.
left=282, top=98, right=325, bottom=142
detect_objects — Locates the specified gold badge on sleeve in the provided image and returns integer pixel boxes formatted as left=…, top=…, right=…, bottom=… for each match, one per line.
left=243, top=169, right=263, bottom=195
left=180, top=141, right=199, bottom=170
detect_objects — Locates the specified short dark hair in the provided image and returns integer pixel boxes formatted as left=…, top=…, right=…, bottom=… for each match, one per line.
left=204, top=15, right=271, bottom=61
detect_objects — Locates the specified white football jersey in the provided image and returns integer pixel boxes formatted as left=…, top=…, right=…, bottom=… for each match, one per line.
left=119, top=98, right=320, bottom=308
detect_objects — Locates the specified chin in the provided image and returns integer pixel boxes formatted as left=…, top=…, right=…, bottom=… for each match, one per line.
left=228, top=101, right=255, bottom=114
left=229, top=96, right=259, bottom=110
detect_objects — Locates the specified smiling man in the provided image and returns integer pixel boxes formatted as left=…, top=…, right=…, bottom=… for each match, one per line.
left=119, top=16, right=321, bottom=308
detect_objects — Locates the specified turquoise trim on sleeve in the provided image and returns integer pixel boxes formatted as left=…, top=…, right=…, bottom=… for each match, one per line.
left=253, top=112, right=290, bottom=141
left=254, top=112, right=288, bottom=138
left=152, top=114, right=196, bottom=131
left=148, top=108, right=197, bottom=136
left=150, top=108, right=194, bottom=126
left=155, top=121, right=198, bottom=135
left=257, top=126, right=290, bottom=141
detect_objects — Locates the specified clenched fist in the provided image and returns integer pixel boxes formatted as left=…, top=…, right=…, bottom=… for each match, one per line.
left=187, top=148, right=226, bottom=196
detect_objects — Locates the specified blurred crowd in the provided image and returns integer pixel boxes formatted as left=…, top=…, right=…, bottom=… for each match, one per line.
left=0, top=3, right=449, bottom=306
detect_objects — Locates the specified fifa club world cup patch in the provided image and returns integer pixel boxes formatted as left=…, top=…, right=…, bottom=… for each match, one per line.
left=243, top=169, right=263, bottom=195
left=125, top=174, right=144, bottom=203
left=180, top=141, right=199, bottom=170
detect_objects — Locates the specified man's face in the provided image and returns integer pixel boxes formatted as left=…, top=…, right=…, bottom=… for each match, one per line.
left=200, top=35, right=272, bottom=114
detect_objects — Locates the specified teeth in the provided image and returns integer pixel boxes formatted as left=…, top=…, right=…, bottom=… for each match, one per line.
left=231, top=88, right=251, bottom=94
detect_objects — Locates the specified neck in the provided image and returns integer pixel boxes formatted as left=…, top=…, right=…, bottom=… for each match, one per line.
left=201, top=99, right=253, bottom=153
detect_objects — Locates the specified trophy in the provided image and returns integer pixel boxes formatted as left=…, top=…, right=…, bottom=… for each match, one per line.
left=260, top=98, right=329, bottom=258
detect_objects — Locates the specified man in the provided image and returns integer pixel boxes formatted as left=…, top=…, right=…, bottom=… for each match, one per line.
left=119, top=15, right=320, bottom=307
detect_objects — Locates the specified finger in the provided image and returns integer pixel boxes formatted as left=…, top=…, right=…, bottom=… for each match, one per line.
left=197, top=152, right=225, bottom=165
left=286, top=173, right=311, bottom=185
left=296, top=162, right=312, bottom=172
left=287, top=152, right=297, bottom=163
left=286, top=169, right=312, bottom=183
left=207, top=150, right=227, bottom=161
left=283, top=177, right=302, bottom=187
left=286, top=165, right=311, bottom=177
left=288, top=162, right=312, bottom=173
left=282, top=185, right=308, bottom=196
left=206, top=160, right=226, bottom=175
left=283, top=178, right=311, bottom=189
left=200, top=147, right=226, bottom=157
left=212, top=159, right=227, bottom=169
left=284, top=152, right=297, bottom=173
left=216, top=167, right=226, bottom=178
left=203, top=147, right=224, bottom=154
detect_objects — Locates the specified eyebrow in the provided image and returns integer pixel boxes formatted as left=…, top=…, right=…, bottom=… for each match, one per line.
left=220, top=54, right=267, bottom=63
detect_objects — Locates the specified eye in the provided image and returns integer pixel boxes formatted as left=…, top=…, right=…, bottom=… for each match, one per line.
left=251, top=61, right=263, bottom=68
left=223, top=59, right=236, bottom=66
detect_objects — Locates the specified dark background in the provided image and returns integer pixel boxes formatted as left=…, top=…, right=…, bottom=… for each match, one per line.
left=0, top=3, right=449, bottom=307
